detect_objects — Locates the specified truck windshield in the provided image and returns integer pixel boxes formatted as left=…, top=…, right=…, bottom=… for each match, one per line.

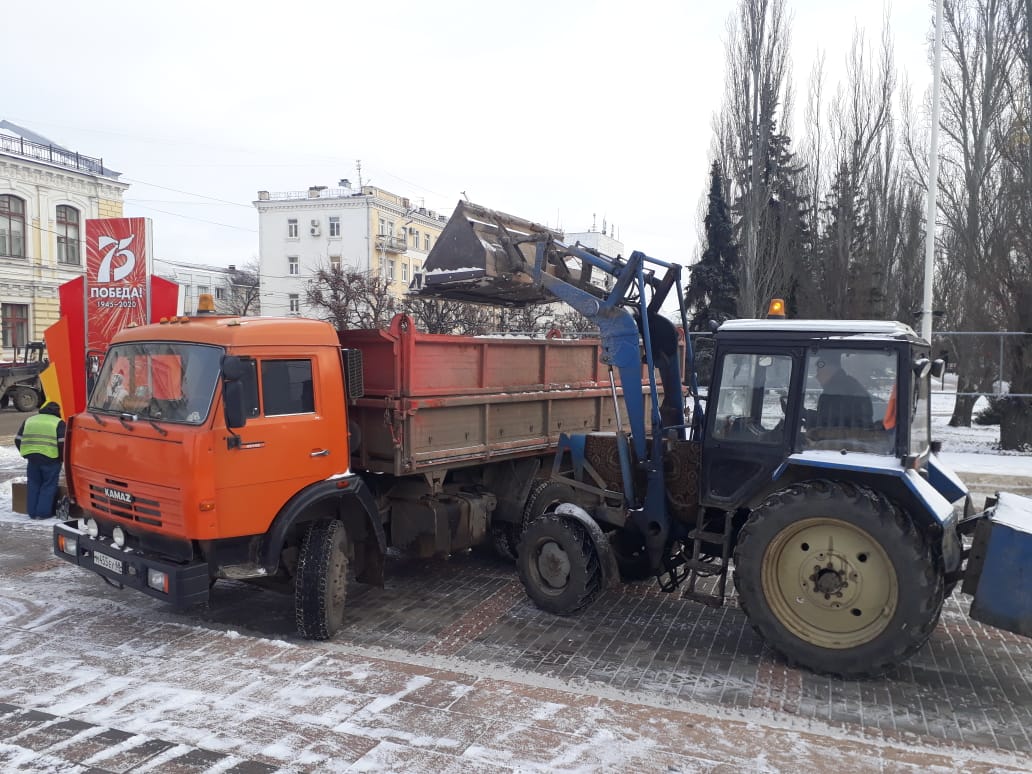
left=88, top=342, right=224, bottom=424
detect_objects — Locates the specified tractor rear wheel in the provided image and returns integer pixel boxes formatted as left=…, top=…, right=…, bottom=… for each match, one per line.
left=733, top=479, right=943, bottom=678
left=517, top=514, right=603, bottom=615
left=295, top=519, right=350, bottom=640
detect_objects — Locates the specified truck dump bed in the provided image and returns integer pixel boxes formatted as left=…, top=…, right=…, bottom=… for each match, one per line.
left=339, top=314, right=631, bottom=476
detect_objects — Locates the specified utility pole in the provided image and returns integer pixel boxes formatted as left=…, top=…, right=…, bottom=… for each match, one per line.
left=921, top=0, right=945, bottom=342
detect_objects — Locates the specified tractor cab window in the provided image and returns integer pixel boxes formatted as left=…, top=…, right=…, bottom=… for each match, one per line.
left=799, top=347, right=898, bottom=454
left=711, top=353, right=793, bottom=443
left=89, top=342, right=224, bottom=424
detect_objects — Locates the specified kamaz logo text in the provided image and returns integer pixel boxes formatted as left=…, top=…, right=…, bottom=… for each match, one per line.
left=104, top=488, right=133, bottom=504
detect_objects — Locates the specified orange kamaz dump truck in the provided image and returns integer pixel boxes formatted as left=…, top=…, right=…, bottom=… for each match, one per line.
left=52, top=308, right=647, bottom=638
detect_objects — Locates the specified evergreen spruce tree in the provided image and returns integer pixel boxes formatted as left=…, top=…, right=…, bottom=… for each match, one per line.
left=687, top=162, right=739, bottom=331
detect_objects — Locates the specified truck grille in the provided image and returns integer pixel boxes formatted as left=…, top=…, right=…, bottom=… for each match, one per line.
left=88, top=479, right=166, bottom=527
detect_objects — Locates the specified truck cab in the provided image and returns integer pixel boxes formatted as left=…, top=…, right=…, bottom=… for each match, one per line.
left=55, top=314, right=381, bottom=635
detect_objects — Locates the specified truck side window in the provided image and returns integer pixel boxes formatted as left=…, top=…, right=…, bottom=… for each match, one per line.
left=260, top=359, right=315, bottom=416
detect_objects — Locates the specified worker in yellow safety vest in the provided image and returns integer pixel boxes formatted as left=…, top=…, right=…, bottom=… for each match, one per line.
left=14, top=401, right=66, bottom=520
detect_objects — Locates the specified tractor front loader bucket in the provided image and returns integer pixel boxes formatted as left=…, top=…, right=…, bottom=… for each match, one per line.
left=418, top=201, right=561, bottom=306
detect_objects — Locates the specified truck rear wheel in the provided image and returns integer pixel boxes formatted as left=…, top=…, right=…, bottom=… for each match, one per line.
left=734, top=480, right=944, bottom=678
left=13, top=387, right=39, bottom=413
left=492, top=479, right=576, bottom=562
left=517, top=514, right=603, bottom=615
left=295, top=519, right=350, bottom=640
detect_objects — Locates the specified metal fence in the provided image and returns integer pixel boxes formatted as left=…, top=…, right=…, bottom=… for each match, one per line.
left=930, top=331, right=1032, bottom=399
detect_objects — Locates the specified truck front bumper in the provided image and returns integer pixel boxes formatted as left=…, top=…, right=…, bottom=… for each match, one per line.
left=53, top=521, right=210, bottom=607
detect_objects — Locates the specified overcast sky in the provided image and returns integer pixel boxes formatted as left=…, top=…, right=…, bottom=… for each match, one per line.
left=5, top=0, right=933, bottom=269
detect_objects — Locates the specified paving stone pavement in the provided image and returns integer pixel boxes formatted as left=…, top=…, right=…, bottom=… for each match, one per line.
left=0, top=499, right=1031, bottom=772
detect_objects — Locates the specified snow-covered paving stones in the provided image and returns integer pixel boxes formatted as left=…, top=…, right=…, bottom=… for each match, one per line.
left=0, top=396, right=1026, bottom=771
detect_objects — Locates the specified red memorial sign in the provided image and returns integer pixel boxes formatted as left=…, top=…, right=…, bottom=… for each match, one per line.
left=84, top=217, right=152, bottom=353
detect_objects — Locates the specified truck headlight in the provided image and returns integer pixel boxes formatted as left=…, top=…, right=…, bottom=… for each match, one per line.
left=112, top=526, right=126, bottom=548
left=86, top=519, right=99, bottom=538
left=58, top=534, right=78, bottom=556
left=147, top=569, right=169, bottom=593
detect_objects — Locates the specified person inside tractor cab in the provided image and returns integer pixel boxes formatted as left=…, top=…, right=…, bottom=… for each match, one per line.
left=811, top=351, right=873, bottom=429
left=801, top=348, right=897, bottom=453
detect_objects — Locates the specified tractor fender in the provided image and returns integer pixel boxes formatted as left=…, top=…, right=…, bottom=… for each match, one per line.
left=553, top=502, right=621, bottom=589
left=774, top=452, right=954, bottom=525
left=261, top=474, right=386, bottom=586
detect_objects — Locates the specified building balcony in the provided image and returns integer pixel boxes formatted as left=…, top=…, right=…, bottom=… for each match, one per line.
left=376, top=235, right=407, bottom=253
left=0, top=134, right=109, bottom=176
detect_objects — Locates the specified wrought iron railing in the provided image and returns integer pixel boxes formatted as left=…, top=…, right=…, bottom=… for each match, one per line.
left=0, top=134, right=106, bottom=175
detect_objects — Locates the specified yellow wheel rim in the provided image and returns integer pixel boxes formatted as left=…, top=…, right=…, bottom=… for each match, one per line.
left=761, top=517, right=897, bottom=649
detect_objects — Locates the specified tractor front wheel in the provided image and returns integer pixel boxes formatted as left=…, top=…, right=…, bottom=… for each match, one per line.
left=733, top=479, right=943, bottom=678
left=517, top=514, right=603, bottom=615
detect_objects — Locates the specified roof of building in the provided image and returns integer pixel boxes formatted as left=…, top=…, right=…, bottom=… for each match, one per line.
left=0, top=119, right=121, bottom=177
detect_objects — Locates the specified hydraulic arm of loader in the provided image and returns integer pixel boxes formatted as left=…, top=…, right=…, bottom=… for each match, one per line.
left=419, top=201, right=704, bottom=564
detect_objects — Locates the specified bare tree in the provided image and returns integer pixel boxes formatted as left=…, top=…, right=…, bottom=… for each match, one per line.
left=222, top=259, right=261, bottom=316
left=934, top=0, right=1021, bottom=426
left=304, top=265, right=399, bottom=330
left=402, top=297, right=494, bottom=335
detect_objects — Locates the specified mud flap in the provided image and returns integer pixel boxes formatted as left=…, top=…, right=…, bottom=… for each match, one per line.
left=966, top=493, right=1032, bottom=637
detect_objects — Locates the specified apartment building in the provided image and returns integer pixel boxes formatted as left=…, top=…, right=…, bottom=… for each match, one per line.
left=254, top=181, right=447, bottom=317
left=0, top=120, right=128, bottom=357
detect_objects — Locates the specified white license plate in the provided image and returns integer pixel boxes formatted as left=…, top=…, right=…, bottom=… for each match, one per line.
left=93, top=550, right=124, bottom=574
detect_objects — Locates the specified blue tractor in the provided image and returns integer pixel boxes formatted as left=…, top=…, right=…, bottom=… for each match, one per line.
left=419, top=201, right=1032, bottom=678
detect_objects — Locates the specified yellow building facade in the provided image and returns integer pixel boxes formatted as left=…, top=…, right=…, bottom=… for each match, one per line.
left=0, top=120, right=128, bottom=356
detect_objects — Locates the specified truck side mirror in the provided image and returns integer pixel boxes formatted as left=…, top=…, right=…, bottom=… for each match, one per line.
left=930, top=358, right=946, bottom=379
left=224, top=381, right=247, bottom=429
left=222, top=355, right=247, bottom=382
left=913, top=357, right=931, bottom=379
left=221, top=355, right=250, bottom=429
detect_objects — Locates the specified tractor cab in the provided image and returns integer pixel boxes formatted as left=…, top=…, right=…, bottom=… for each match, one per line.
left=699, top=318, right=932, bottom=512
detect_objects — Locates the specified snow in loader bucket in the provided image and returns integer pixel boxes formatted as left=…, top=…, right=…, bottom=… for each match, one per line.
left=418, top=201, right=564, bottom=306
left=967, top=492, right=1032, bottom=637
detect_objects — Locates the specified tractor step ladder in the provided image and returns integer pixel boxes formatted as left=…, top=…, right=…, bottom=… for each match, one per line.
left=681, top=509, right=734, bottom=607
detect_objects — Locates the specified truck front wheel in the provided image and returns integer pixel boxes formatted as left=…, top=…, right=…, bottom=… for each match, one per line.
left=517, top=514, right=603, bottom=615
left=734, top=480, right=944, bottom=678
left=295, top=519, right=350, bottom=640
left=492, top=479, right=576, bottom=562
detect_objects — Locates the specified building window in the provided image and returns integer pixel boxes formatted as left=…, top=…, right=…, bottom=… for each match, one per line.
left=329, top=216, right=340, bottom=237
left=287, top=218, right=299, bottom=238
left=215, top=286, right=225, bottom=300
left=0, top=195, right=26, bottom=258
left=198, top=285, right=210, bottom=298
left=56, top=205, right=80, bottom=264
left=423, top=233, right=430, bottom=251
left=288, top=294, right=300, bottom=314
left=378, top=217, right=387, bottom=236
left=1, top=303, right=29, bottom=349
left=288, top=256, right=299, bottom=275
left=388, top=260, right=395, bottom=281
left=402, top=262, right=409, bottom=282
left=410, top=229, right=419, bottom=248
left=329, top=255, right=341, bottom=269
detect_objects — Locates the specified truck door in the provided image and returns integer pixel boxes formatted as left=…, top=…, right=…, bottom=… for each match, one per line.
left=212, top=354, right=343, bottom=537
left=701, top=349, right=800, bottom=509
